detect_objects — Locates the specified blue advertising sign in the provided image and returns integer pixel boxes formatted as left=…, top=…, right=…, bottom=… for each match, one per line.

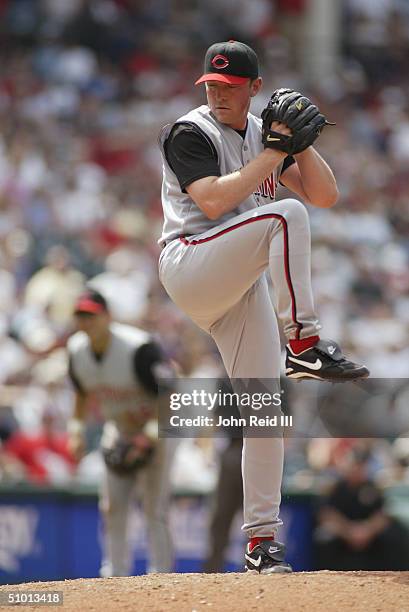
left=0, top=489, right=313, bottom=583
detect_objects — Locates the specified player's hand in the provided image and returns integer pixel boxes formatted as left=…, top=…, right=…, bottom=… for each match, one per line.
left=346, top=524, right=373, bottom=550
left=68, top=433, right=86, bottom=462
left=269, top=121, right=292, bottom=136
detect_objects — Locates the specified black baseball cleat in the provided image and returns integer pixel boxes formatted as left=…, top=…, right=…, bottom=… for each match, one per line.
left=285, top=339, right=370, bottom=382
left=244, top=539, right=292, bottom=574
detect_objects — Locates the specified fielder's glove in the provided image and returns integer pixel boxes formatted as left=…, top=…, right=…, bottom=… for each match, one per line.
left=102, top=421, right=158, bottom=476
left=261, top=88, right=335, bottom=156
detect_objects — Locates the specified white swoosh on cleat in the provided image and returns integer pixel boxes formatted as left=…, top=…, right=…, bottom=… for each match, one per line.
left=288, top=356, right=322, bottom=370
left=245, top=554, right=262, bottom=567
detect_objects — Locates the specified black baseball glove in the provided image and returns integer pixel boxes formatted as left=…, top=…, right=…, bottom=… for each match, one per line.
left=261, top=88, right=335, bottom=156
left=102, top=432, right=156, bottom=476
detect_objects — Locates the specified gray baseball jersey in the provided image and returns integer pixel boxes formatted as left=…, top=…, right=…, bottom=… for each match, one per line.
left=68, top=322, right=154, bottom=436
left=159, top=104, right=321, bottom=539
left=159, top=105, right=284, bottom=247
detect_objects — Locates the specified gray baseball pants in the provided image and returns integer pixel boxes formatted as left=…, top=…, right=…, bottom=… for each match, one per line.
left=159, top=199, right=320, bottom=537
left=99, top=437, right=178, bottom=576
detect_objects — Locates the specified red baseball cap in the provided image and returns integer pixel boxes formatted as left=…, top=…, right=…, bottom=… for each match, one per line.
left=74, top=290, right=108, bottom=315
left=195, top=40, right=259, bottom=86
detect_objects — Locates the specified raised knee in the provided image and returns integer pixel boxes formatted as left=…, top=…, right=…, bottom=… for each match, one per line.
left=265, top=198, right=308, bottom=224
left=285, top=198, right=308, bottom=217
left=279, top=199, right=309, bottom=230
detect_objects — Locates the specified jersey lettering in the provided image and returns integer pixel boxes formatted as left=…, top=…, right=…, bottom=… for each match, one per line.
left=255, top=173, right=276, bottom=199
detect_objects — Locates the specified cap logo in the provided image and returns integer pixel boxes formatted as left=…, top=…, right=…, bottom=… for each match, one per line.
left=211, top=54, right=229, bottom=70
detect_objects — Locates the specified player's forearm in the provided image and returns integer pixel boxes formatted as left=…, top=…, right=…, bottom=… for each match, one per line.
left=320, top=507, right=351, bottom=536
left=67, top=393, right=88, bottom=459
left=363, top=511, right=389, bottom=538
left=294, top=147, right=339, bottom=208
left=190, top=149, right=286, bottom=220
left=69, top=393, right=87, bottom=426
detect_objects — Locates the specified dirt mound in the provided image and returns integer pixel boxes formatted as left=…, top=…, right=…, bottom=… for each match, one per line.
left=1, top=571, right=409, bottom=612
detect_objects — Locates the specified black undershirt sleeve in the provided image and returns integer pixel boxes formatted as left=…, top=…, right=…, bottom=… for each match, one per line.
left=133, top=342, right=165, bottom=396
left=165, top=122, right=294, bottom=192
left=279, top=155, right=296, bottom=185
left=164, top=122, right=221, bottom=192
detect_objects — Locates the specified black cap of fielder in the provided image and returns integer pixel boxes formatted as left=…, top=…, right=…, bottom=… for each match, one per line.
left=195, top=40, right=259, bottom=86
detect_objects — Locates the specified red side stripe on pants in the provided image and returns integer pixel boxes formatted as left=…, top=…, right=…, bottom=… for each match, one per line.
left=179, top=213, right=303, bottom=339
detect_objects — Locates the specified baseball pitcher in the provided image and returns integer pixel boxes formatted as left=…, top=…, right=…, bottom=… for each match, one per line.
left=158, top=40, right=369, bottom=573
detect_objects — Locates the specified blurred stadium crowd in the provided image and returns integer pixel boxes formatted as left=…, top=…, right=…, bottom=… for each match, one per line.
left=0, top=0, right=409, bottom=550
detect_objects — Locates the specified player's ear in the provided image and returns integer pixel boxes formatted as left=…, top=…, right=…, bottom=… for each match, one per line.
left=250, top=77, right=262, bottom=97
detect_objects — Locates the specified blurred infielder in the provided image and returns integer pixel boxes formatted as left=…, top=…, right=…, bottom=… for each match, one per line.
left=158, top=41, right=369, bottom=573
left=67, top=289, right=177, bottom=576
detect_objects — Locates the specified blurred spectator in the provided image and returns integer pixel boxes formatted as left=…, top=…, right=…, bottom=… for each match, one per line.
left=314, top=446, right=409, bottom=570
left=2, top=406, right=76, bottom=484
left=0, top=405, right=26, bottom=481
left=89, top=246, right=155, bottom=324
left=24, top=244, right=85, bottom=328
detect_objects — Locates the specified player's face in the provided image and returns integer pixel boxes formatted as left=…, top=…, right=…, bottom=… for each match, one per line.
left=74, top=312, right=110, bottom=342
left=205, top=78, right=262, bottom=130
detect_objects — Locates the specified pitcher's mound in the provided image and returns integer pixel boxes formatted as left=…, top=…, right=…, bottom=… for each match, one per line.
left=1, top=571, right=409, bottom=611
